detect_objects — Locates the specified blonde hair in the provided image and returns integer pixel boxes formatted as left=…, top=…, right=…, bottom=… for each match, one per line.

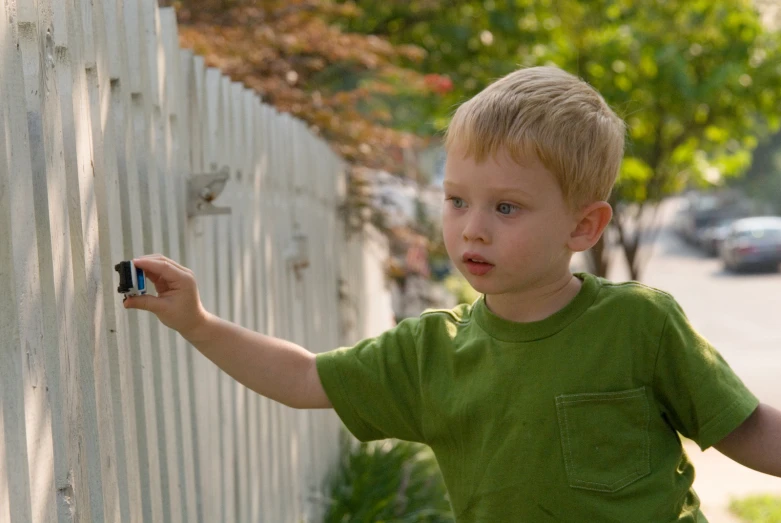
left=444, top=66, right=626, bottom=210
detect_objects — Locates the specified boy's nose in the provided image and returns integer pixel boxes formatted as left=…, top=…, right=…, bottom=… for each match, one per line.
left=462, top=213, right=490, bottom=244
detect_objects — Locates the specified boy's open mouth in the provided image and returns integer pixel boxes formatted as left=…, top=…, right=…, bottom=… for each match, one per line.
left=462, top=252, right=494, bottom=276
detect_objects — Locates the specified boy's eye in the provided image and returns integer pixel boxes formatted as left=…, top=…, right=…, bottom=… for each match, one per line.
left=497, top=202, right=519, bottom=215
left=448, top=197, right=465, bottom=209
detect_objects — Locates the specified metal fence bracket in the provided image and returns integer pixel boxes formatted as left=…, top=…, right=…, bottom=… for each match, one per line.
left=187, top=166, right=232, bottom=217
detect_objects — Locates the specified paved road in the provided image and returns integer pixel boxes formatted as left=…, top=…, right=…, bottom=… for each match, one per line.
left=608, top=198, right=781, bottom=522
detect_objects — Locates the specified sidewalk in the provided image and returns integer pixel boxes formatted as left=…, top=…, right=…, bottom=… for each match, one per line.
left=685, top=440, right=781, bottom=522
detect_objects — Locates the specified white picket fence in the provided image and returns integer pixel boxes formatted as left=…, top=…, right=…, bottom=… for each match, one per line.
left=0, top=0, right=395, bottom=522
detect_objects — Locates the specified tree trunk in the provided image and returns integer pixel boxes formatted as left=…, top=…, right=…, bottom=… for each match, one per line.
left=587, top=200, right=664, bottom=280
left=614, top=201, right=664, bottom=281
left=587, top=233, right=610, bottom=277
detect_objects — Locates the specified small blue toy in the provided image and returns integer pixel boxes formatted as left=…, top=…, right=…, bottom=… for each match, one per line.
left=115, top=260, right=147, bottom=299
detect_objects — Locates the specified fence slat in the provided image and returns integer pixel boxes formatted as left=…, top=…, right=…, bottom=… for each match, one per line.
left=284, top=115, right=299, bottom=521
left=200, top=65, right=226, bottom=523
left=0, top=3, right=42, bottom=521
left=213, top=74, right=237, bottom=523
left=181, top=50, right=208, bottom=523
left=291, top=120, right=313, bottom=518
left=184, top=54, right=216, bottom=523
left=257, top=103, right=275, bottom=522
left=141, top=3, right=184, bottom=521
left=105, top=1, right=146, bottom=521
left=247, top=96, right=265, bottom=523
left=228, top=81, right=251, bottom=523
left=122, top=1, right=165, bottom=520
left=268, top=108, right=286, bottom=522
left=160, top=10, right=200, bottom=523
left=70, top=0, right=134, bottom=520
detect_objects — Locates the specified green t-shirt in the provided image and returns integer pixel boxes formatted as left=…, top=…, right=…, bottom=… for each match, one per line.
left=316, top=273, right=759, bottom=522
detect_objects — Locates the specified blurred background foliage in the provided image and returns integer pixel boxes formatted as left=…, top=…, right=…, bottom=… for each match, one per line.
left=164, top=0, right=781, bottom=279
left=322, top=435, right=453, bottom=522
left=729, top=494, right=781, bottom=523
left=164, top=0, right=437, bottom=171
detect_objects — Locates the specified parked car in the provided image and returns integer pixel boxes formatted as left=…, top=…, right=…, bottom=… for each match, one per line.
left=720, top=216, right=781, bottom=272
left=677, top=189, right=755, bottom=247
left=698, top=218, right=735, bottom=257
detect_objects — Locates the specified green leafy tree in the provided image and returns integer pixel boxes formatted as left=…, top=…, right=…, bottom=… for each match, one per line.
left=543, top=0, right=781, bottom=279
left=337, top=0, right=546, bottom=134
left=733, top=131, right=781, bottom=213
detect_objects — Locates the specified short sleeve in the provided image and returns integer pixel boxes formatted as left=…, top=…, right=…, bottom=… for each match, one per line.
left=315, top=318, right=425, bottom=443
left=652, top=298, right=759, bottom=450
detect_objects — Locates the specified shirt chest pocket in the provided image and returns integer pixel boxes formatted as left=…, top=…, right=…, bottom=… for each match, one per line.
left=555, top=387, right=651, bottom=493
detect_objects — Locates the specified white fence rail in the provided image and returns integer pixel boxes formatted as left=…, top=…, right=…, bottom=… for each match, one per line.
left=0, top=0, right=394, bottom=521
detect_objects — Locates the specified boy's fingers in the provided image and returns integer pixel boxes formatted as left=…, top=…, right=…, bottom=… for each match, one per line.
left=123, top=294, right=161, bottom=314
left=135, top=254, right=191, bottom=274
left=167, top=259, right=189, bottom=272
left=131, top=256, right=186, bottom=283
left=139, top=270, right=164, bottom=288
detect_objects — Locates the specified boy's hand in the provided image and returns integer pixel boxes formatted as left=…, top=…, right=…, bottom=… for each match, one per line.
left=123, top=255, right=209, bottom=339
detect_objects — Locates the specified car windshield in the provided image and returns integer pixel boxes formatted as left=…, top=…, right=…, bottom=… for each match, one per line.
left=736, top=227, right=781, bottom=240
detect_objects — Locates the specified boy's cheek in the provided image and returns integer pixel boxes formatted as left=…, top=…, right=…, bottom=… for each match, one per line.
left=441, top=230, right=461, bottom=261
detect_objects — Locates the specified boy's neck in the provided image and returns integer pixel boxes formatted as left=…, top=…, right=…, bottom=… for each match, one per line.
left=484, top=272, right=583, bottom=324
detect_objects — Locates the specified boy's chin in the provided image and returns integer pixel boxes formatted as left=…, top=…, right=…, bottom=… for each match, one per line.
left=460, top=270, right=543, bottom=297
left=459, top=273, right=499, bottom=295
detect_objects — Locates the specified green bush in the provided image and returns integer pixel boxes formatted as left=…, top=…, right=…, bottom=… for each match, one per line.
left=322, top=433, right=454, bottom=523
left=730, top=495, right=781, bottom=523
left=443, top=274, right=479, bottom=306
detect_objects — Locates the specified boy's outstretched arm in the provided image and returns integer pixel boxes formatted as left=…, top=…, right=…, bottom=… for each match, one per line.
left=714, top=403, right=781, bottom=476
left=124, top=255, right=332, bottom=410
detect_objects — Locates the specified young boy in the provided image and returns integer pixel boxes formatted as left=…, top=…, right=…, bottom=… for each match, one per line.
left=125, top=66, right=781, bottom=522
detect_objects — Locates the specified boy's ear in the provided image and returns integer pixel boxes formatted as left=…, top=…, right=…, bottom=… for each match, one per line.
left=567, top=201, right=613, bottom=252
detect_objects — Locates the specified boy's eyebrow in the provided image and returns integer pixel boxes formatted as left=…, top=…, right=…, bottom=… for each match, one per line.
left=443, top=181, right=532, bottom=199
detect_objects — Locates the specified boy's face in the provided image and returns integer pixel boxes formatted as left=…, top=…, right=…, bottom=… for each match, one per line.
left=442, top=147, right=579, bottom=298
